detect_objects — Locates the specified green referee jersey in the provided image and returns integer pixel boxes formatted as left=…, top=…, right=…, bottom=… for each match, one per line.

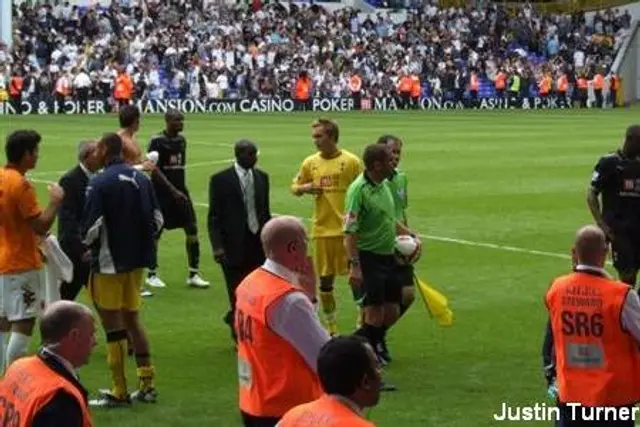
left=343, top=172, right=396, bottom=255
left=387, top=169, right=408, bottom=224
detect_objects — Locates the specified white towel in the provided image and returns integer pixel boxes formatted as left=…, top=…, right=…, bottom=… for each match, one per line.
left=40, top=234, right=74, bottom=306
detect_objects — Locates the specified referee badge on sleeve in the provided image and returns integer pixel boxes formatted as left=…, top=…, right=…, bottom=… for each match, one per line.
left=344, top=212, right=357, bottom=228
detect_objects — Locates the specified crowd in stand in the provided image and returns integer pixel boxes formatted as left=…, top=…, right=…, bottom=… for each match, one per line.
left=0, top=0, right=633, bottom=110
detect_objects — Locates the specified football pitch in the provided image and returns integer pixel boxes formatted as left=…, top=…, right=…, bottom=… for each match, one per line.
left=1, top=108, right=637, bottom=426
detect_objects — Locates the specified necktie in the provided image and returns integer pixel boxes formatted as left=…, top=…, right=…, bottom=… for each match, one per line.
left=244, top=170, right=259, bottom=234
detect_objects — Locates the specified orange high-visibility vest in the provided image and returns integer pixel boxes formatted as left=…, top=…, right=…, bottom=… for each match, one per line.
left=469, top=73, right=479, bottom=91
left=236, top=268, right=322, bottom=418
left=593, top=74, right=604, bottom=90
left=0, top=356, right=93, bottom=427
left=295, top=78, right=311, bottom=101
left=279, top=395, right=375, bottom=427
left=410, top=75, right=421, bottom=97
left=546, top=272, right=640, bottom=406
left=349, top=75, right=362, bottom=93
left=398, top=76, right=412, bottom=93
left=495, top=72, right=506, bottom=90
left=114, top=74, right=133, bottom=100
left=557, top=75, right=568, bottom=92
left=9, top=77, right=23, bottom=96
left=538, top=76, right=551, bottom=94
left=611, top=75, right=618, bottom=90
left=55, top=77, right=70, bottom=96
left=577, top=78, right=588, bottom=89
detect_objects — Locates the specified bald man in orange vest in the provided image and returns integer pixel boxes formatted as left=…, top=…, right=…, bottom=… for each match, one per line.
left=543, top=225, right=640, bottom=426
left=235, top=216, right=330, bottom=427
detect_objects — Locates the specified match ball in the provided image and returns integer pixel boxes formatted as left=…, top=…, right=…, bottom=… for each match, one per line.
left=395, top=235, right=422, bottom=264
left=147, top=151, right=159, bottom=164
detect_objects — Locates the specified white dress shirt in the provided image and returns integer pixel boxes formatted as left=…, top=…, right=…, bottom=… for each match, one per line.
left=263, top=259, right=330, bottom=373
left=234, top=162, right=259, bottom=234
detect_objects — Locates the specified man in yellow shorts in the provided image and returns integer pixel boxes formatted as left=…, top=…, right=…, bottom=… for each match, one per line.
left=291, top=119, right=362, bottom=335
left=82, top=133, right=163, bottom=407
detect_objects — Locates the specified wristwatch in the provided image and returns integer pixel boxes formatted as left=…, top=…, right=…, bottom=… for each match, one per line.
left=348, top=257, right=360, bottom=268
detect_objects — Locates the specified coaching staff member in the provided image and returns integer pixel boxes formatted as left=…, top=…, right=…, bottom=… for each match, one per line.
left=83, top=133, right=162, bottom=407
left=278, top=336, right=381, bottom=427
left=344, top=144, right=415, bottom=369
left=0, top=300, right=96, bottom=427
left=235, top=216, right=329, bottom=427
left=58, top=140, right=100, bottom=300
left=588, top=125, right=640, bottom=286
left=208, top=140, right=271, bottom=341
left=543, top=225, right=640, bottom=426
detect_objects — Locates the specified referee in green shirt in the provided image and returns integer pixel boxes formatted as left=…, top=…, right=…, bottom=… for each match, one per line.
left=344, top=143, right=417, bottom=368
left=376, top=134, right=414, bottom=364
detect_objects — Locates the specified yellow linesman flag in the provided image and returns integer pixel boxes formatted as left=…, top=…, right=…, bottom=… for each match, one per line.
left=416, top=277, right=454, bottom=327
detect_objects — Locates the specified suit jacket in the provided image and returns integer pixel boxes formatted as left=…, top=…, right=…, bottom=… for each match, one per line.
left=208, top=166, right=271, bottom=266
left=57, top=165, right=89, bottom=261
left=32, top=348, right=89, bottom=427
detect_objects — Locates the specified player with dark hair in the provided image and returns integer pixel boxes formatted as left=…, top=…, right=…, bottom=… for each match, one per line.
left=588, top=125, right=640, bottom=286
left=375, top=134, right=413, bottom=363
left=146, top=110, right=209, bottom=288
left=344, top=144, right=417, bottom=374
left=0, top=130, right=64, bottom=370
left=278, top=335, right=381, bottom=426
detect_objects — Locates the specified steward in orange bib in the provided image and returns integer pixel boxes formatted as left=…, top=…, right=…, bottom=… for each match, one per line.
left=278, top=336, right=381, bottom=427
left=0, top=301, right=96, bottom=427
left=543, top=225, right=640, bottom=426
left=236, top=216, right=330, bottom=427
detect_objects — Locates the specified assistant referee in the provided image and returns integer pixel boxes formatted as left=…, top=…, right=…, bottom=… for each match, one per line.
left=344, top=144, right=415, bottom=374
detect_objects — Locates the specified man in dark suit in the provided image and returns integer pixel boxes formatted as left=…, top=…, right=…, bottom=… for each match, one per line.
left=57, top=140, right=100, bottom=300
left=208, top=139, right=271, bottom=341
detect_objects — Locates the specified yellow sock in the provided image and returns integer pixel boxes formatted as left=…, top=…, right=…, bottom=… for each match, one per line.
left=137, top=365, right=155, bottom=391
left=106, top=339, right=127, bottom=399
left=320, top=291, right=336, bottom=320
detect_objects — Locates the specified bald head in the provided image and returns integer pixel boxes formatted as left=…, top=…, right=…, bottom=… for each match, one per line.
left=261, top=216, right=306, bottom=259
left=39, top=301, right=93, bottom=346
left=573, top=225, right=608, bottom=267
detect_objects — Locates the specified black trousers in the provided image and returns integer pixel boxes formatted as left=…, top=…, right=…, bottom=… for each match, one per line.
left=60, top=257, right=90, bottom=301
left=221, top=229, right=265, bottom=330
left=241, top=412, right=279, bottom=427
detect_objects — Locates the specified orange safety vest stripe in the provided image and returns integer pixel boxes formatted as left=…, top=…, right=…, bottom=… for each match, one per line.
left=236, top=268, right=322, bottom=417
left=279, top=395, right=375, bottom=427
left=546, top=272, right=640, bottom=406
left=0, top=356, right=92, bottom=427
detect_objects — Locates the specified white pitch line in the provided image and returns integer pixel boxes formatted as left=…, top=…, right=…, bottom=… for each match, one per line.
left=191, top=202, right=572, bottom=261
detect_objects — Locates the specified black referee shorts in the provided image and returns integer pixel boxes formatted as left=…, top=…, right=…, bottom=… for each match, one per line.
left=360, top=250, right=402, bottom=306
left=611, top=232, right=640, bottom=274
left=158, top=194, right=197, bottom=235
left=395, top=263, right=414, bottom=288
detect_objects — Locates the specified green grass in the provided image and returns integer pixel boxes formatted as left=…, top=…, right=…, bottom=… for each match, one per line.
left=1, top=108, right=636, bottom=426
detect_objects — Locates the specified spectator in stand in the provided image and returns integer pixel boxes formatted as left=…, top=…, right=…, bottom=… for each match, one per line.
left=3, top=0, right=630, bottom=108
